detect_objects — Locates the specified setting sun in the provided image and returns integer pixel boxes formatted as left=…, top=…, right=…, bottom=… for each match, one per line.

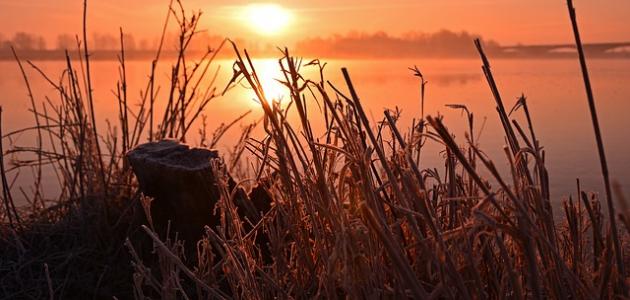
left=243, top=3, right=293, bottom=36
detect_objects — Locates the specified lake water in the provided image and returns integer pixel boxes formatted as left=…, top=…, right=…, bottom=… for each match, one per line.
left=1, top=57, right=629, bottom=204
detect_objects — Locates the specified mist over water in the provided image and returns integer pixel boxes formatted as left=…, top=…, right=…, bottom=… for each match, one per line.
left=1, top=57, right=629, bottom=204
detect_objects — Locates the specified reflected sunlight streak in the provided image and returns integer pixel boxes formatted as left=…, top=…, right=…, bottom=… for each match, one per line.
left=247, top=59, right=288, bottom=107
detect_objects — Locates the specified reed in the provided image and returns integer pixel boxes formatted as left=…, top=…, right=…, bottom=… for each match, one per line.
left=566, top=0, right=626, bottom=295
left=1, top=0, right=629, bottom=299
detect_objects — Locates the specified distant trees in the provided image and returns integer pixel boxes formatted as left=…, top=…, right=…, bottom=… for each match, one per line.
left=1, top=32, right=47, bottom=50
left=0, top=29, right=501, bottom=59
left=56, top=34, right=74, bottom=50
left=295, top=30, right=501, bottom=58
left=0, top=32, right=147, bottom=51
left=0, top=32, right=46, bottom=50
left=91, top=33, right=117, bottom=50
left=12, top=32, right=36, bottom=50
left=36, top=36, right=46, bottom=50
left=122, top=34, right=136, bottom=51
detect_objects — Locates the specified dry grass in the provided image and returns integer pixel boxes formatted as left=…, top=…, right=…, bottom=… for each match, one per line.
left=2, top=0, right=630, bottom=299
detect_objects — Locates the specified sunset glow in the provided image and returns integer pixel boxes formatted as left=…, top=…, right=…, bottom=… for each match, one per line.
left=243, top=3, right=293, bottom=36
left=3, top=0, right=630, bottom=298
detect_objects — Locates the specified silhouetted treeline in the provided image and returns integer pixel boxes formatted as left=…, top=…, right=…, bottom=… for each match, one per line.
left=295, top=30, right=501, bottom=58
left=0, top=31, right=247, bottom=60
left=0, top=32, right=152, bottom=51
left=1, top=30, right=503, bottom=60
left=0, top=32, right=48, bottom=51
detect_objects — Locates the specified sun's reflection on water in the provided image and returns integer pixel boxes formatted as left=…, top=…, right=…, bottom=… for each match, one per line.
left=241, top=59, right=289, bottom=108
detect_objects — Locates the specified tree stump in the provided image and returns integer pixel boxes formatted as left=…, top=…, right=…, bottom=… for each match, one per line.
left=126, top=139, right=223, bottom=244
left=126, top=140, right=273, bottom=254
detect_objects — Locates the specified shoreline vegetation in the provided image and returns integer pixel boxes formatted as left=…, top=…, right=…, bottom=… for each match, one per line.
left=2, top=47, right=630, bottom=61
left=2, top=32, right=630, bottom=61
left=2, top=0, right=630, bottom=299
left=3, top=49, right=630, bottom=61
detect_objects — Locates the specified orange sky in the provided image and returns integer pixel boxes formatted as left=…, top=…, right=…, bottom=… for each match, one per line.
left=1, top=0, right=629, bottom=46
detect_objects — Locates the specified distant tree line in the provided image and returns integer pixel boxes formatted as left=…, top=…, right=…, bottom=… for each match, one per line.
left=0, top=32, right=153, bottom=51
left=0, top=30, right=249, bottom=61
left=295, top=30, right=501, bottom=58
left=1, top=30, right=501, bottom=59
left=0, top=32, right=47, bottom=51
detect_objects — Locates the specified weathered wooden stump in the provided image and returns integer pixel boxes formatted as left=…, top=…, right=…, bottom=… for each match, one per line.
left=126, top=139, right=274, bottom=266
left=126, top=140, right=224, bottom=245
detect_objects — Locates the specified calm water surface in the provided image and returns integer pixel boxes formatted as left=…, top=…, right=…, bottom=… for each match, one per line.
left=1, top=58, right=629, bottom=204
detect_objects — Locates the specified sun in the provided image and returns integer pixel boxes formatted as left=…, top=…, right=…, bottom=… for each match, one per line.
left=244, top=4, right=293, bottom=36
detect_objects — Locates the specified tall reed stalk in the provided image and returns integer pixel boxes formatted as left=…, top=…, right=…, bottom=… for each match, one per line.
left=566, top=0, right=626, bottom=295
